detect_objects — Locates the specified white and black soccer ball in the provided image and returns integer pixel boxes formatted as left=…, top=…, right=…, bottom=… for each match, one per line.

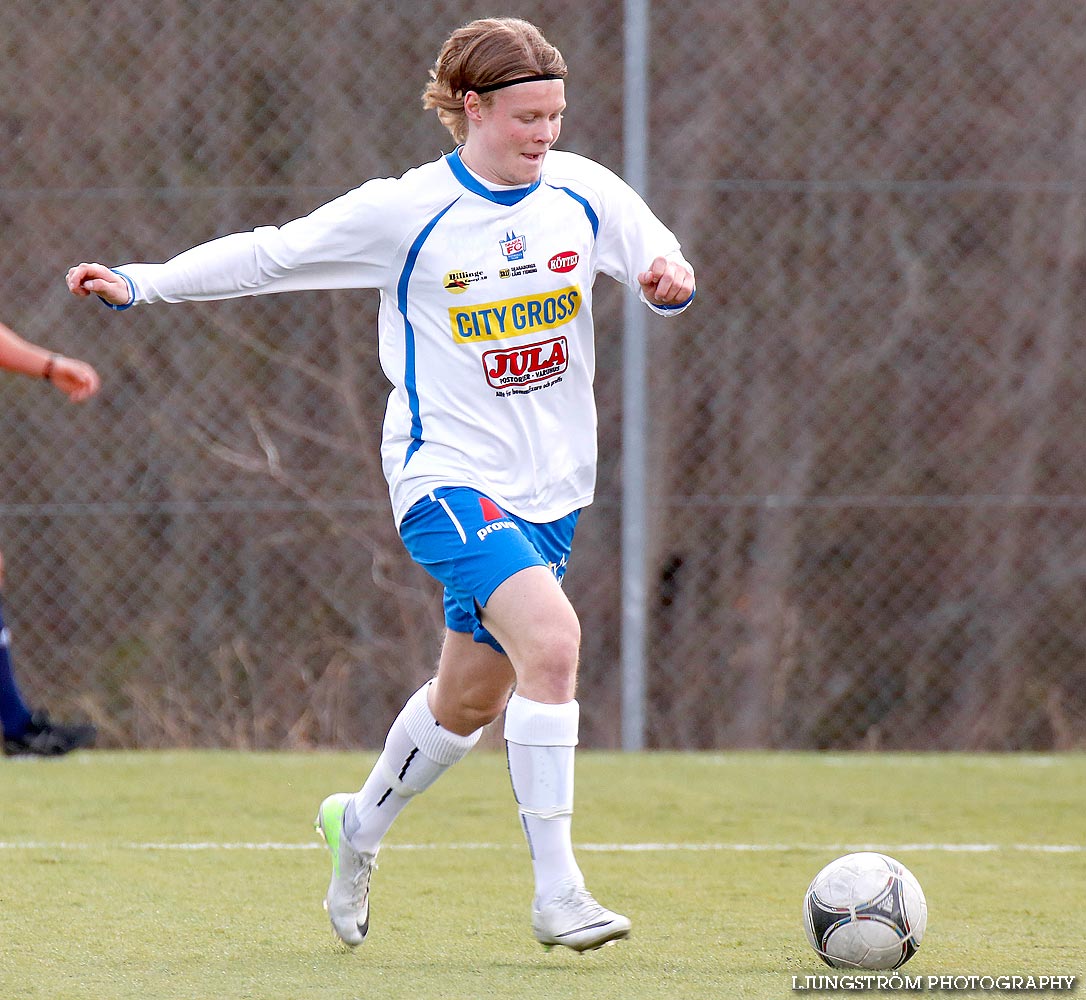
left=802, top=852, right=928, bottom=970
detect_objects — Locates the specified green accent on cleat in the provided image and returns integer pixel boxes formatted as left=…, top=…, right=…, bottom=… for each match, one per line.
left=315, top=792, right=351, bottom=877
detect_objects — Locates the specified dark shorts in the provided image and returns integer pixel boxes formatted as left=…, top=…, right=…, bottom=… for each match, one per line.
left=398, top=487, right=580, bottom=653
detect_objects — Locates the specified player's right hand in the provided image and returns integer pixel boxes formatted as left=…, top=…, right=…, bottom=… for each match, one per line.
left=66, top=262, right=132, bottom=307
left=49, top=356, right=101, bottom=403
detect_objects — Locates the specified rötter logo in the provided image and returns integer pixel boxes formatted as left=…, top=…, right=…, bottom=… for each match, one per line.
left=548, top=251, right=579, bottom=273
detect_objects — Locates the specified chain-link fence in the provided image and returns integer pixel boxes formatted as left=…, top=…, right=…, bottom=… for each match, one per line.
left=2, top=1, right=1083, bottom=750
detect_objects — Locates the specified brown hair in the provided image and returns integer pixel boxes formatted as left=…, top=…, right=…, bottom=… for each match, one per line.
left=422, top=18, right=567, bottom=143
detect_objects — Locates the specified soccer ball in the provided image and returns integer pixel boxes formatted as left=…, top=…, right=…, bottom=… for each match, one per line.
left=802, top=852, right=928, bottom=970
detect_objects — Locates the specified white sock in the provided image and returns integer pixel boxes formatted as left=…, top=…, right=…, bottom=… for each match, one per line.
left=343, top=681, right=481, bottom=855
left=504, top=693, right=583, bottom=901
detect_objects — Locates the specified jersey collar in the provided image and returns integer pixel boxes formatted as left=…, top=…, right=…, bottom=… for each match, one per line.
left=445, top=149, right=540, bottom=206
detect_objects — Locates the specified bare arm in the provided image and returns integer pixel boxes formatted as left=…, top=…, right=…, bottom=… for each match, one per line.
left=0, top=318, right=101, bottom=402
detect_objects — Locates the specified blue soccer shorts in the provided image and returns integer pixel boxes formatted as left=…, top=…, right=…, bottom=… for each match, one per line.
left=398, top=487, right=580, bottom=653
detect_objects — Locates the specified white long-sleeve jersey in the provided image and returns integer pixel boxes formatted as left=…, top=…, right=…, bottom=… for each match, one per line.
left=118, top=149, right=693, bottom=525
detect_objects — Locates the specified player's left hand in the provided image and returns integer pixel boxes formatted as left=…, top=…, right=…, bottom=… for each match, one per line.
left=638, top=256, right=695, bottom=307
left=65, top=262, right=132, bottom=307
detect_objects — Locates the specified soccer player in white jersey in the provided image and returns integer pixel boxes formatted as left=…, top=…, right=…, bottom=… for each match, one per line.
left=67, top=17, right=695, bottom=953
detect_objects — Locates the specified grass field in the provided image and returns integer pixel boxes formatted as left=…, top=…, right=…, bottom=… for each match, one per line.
left=1, top=751, right=1082, bottom=999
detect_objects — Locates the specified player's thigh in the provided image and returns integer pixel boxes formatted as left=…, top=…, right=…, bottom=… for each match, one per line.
left=481, top=565, right=581, bottom=682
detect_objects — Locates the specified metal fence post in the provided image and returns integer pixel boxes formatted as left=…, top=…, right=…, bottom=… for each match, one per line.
left=621, top=0, right=650, bottom=751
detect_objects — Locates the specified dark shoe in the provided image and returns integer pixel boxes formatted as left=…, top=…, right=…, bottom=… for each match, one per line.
left=3, top=710, right=97, bottom=757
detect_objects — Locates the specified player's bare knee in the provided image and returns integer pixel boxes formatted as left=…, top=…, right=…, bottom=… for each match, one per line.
left=431, top=678, right=511, bottom=734
left=515, top=627, right=580, bottom=700
left=528, top=602, right=580, bottom=659
left=551, top=613, right=581, bottom=666
left=457, top=687, right=511, bottom=731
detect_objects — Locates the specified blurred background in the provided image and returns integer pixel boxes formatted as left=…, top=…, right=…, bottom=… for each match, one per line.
left=1, top=1, right=1083, bottom=750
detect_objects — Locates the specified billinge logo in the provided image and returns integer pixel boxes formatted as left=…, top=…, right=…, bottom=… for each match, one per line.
left=444, top=269, right=485, bottom=294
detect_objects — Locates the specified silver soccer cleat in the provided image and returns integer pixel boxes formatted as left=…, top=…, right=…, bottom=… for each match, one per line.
left=531, top=880, right=632, bottom=952
left=314, top=792, right=377, bottom=947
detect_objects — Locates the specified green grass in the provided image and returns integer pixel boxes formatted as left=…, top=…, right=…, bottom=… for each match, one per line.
left=1, top=752, right=1083, bottom=999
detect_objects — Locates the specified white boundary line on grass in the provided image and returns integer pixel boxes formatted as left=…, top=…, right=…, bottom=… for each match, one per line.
left=0, top=841, right=1080, bottom=853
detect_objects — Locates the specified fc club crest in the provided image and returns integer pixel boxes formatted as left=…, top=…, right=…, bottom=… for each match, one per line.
left=499, top=231, right=526, bottom=261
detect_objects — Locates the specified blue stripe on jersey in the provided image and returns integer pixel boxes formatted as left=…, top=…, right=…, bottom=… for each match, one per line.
left=550, top=184, right=600, bottom=238
left=397, top=196, right=462, bottom=467
left=445, top=150, right=540, bottom=205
